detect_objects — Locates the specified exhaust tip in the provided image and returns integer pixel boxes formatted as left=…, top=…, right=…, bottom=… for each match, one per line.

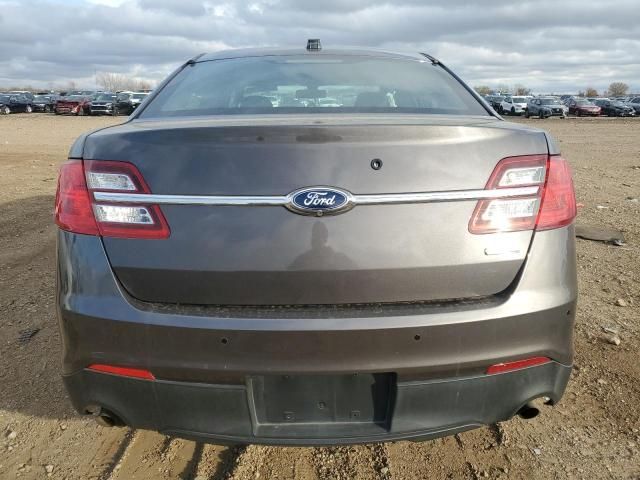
left=84, top=405, right=124, bottom=428
left=517, top=401, right=540, bottom=420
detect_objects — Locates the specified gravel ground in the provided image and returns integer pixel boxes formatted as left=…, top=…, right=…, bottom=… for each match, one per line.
left=0, top=114, right=638, bottom=479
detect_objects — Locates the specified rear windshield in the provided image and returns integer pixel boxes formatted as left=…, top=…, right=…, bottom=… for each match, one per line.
left=140, top=55, right=488, bottom=118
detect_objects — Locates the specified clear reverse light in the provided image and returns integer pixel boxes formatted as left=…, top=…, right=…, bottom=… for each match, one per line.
left=497, top=166, right=545, bottom=187
left=93, top=205, right=155, bottom=224
left=481, top=198, right=540, bottom=221
left=87, top=172, right=137, bottom=191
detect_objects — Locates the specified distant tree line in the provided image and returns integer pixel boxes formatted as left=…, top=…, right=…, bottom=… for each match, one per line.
left=474, top=82, right=631, bottom=97
left=95, top=72, right=153, bottom=92
left=1, top=74, right=154, bottom=93
left=473, top=84, right=531, bottom=96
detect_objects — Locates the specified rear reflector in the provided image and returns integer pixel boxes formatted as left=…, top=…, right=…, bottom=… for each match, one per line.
left=486, top=356, right=551, bottom=375
left=54, top=160, right=170, bottom=239
left=88, top=364, right=155, bottom=380
left=469, top=154, right=576, bottom=234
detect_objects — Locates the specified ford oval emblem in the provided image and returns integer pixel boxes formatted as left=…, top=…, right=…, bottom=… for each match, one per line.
left=287, top=187, right=353, bottom=216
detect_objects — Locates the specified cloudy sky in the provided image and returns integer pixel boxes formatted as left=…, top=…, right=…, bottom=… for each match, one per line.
left=1, top=0, right=638, bottom=93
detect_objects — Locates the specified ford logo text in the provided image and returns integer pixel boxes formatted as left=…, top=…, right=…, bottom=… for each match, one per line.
left=287, top=187, right=353, bottom=216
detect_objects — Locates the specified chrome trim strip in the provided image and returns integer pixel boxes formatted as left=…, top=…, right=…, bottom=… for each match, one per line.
left=93, top=186, right=539, bottom=207
left=93, top=193, right=288, bottom=206
left=351, top=186, right=539, bottom=205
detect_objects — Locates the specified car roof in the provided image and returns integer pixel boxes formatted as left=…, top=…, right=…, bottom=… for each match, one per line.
left=197, top=47, right=430, bottom=63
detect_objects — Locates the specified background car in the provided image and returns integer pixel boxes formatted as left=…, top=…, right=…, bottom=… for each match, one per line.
left=32, top=94, right=58, bottom=113
left=0, top=94, right=33, bottom=114
left=499, top=96, right=529, bottom=115
left=484, top=94, right=505, bottom=112
left=627, top=97, right=640, bottom=114
left=55, top=95, right=90, bottom=115
left=566, top=98, right=601, bottom=116
left=89, top=93, right=117, bottom=115
left=114, top=92, right=150, bottom=115
left=526, top=97, right=567, bottom=118
left=594, top=99, right=636, bottom=117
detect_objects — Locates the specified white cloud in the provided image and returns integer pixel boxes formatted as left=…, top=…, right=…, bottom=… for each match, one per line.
left=0, top=0, right=638, bottom=93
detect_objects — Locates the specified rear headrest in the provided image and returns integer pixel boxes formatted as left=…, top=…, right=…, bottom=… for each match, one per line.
left=354, top=92, right=390, bottom=108
left=393, top=91, right=420, bottom=108
left=239, top=96, right=273, bottom=108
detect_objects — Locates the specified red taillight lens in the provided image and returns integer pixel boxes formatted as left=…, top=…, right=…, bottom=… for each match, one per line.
left=85, top=160, right=170, bottom=239
left=55, top=161, right=99, bottom=235
left=88, top=364, right=155, bottom=380
left=469, top=154, right=576, bottom=234
left=486, top=356, right=551, bottom=375
left=535, top=156, right=576, bottom=231
left=469, top=154, right=547, bottom=234
left=54, top=159, right=170, bottom=239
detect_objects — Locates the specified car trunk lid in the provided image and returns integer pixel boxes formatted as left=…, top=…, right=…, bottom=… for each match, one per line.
left=84, top=115, right=549, bottom=305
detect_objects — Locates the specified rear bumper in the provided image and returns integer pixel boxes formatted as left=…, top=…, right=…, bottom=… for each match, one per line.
left=64, top=362, right=571, bottom=446
left=56, top=226, right=577, bottom=444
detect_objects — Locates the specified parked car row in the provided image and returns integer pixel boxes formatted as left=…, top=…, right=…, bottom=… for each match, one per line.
left=0, top=90, right=150, bottom=116
left=482, top=93, right=639, bottom=119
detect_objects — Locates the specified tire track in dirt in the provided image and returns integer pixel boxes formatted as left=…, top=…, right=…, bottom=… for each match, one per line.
left=106, top=431, right=201, bottom=479
left=389, top=427, right=514, bottom=479
left=98, top=428, right=135, bottom=480
left=193, top=443, right=242, bottom=479
left=225, top=445, right=317, bottom=480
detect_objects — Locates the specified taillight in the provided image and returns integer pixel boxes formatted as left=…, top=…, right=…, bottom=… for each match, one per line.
left=54, top=160, right=170, bottom=239
left=55, top=161, right=99, bottom=235
left=469, top=154, right=576, bottom=234
left=534, top=156, right=576, bottom=231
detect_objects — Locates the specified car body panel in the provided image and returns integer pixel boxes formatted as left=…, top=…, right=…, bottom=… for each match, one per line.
left=84, top=116, right=549, bottom=305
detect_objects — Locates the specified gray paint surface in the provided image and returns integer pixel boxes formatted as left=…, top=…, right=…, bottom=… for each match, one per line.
left=85, top=117, right=549, bottom=305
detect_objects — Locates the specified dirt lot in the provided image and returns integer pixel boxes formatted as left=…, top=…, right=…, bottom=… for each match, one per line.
left=0, top=114, right=638, bottom=480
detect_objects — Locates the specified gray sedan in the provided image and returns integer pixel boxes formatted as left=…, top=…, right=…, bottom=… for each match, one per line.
left=54, top=40, right=577, bottom=446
